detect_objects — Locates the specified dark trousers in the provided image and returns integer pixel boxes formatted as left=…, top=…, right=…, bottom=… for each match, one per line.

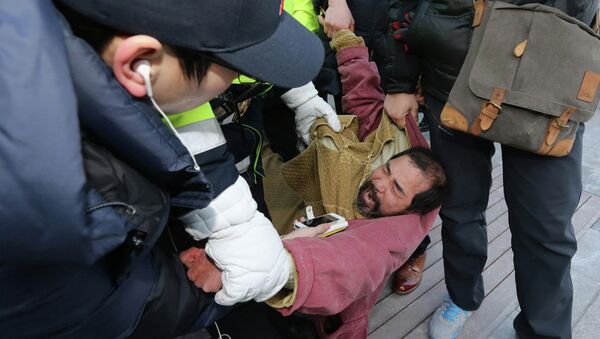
left=426, top=96, right=581, bottom=339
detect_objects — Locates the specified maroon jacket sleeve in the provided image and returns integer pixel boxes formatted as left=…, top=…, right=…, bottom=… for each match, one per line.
left=336, top=46, right=385, bottom=141
left=279, top=209, right=438, bottom=338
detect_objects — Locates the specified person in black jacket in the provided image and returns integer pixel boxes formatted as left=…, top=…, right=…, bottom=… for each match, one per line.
left=381, top=1, right=599, bottom=338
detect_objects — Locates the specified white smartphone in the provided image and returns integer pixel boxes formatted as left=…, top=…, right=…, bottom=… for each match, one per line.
left=293, top=212, right=348, bottom=237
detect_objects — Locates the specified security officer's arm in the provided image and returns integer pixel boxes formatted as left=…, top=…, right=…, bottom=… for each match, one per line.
left=280, top=82, right=341, bottom=145
left=172, top=105, right=293, bottom=305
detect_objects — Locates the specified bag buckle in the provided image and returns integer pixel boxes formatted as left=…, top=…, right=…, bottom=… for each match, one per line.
left=486, top=100, right=502, bottom=111
left=554, top=119, right=570, bottom=129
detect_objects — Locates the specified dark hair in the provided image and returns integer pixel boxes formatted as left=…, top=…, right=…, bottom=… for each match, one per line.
left=390, top=147, right=446, bottom=215
left=57, top=3, right=212, bottom=84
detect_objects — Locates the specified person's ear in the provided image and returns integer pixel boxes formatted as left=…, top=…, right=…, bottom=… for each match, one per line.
left=112, top=35, right=163, bottom=97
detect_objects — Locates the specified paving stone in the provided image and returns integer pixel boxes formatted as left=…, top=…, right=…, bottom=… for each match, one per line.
left=489, top=229, right=600, bottom=337
left=593, top=216, right=600, bottom=231
left=582, top=165, right=600, bottom=197
left=583, top=124, right=600, bottom=149
left=573, top=289, right=600, bottom=338
left=488, top=308, right=519, bottom=339
left=583, top=113, right=600, bottom=148
left=582, top=145, right=600, bottom=169
left=571, top=229, right=600, bottom=325
left=492, top=143, right=503, bottom=164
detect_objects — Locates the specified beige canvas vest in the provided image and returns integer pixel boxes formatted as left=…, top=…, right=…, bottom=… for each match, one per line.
left=278, top=114, right=410, bottom=225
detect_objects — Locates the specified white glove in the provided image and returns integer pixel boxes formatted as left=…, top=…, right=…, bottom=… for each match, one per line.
left=180, top=176, right=291, bottom=306
left=281, top=82, right=342, bottom=145
left=206, top=210, right=291, bottom=305
left=179, top=176, right=257, bottom=240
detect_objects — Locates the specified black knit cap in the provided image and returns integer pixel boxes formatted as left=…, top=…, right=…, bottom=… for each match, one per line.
left=56, top=0, right=324, bottom=88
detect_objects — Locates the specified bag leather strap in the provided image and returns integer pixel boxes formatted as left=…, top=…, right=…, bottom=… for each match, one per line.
left=545, top=107, right=576, bottom=146
left=473, top=0, right=487, bottom=27
left=593, top=8, right=600, bottom=34
left=471, top=87, right=507, bottom=135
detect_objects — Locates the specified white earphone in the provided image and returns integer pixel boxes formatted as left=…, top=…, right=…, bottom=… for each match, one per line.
left=132, top=59, right=200, bottom=170
left=134, top=60, right=153, bottom=97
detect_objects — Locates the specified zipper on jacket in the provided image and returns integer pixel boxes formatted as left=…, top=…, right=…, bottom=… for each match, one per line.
left=86, top=201, right=137, bottom=215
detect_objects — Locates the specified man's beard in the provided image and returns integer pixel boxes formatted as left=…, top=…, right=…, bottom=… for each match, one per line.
left=354, top=179, right=382, bottom=218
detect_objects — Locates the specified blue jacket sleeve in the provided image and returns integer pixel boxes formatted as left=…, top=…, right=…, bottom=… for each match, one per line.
left=0, top=1, right=123, bottom=265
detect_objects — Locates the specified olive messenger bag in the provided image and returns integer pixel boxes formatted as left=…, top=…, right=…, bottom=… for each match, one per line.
left=441, top=0, right=600, bottom=157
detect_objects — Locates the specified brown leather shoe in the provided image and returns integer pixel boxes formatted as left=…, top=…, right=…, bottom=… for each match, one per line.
left=393, top=252, right=426, bottom=295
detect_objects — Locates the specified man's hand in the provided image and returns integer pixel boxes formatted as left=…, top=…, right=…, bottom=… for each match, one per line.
left=282, top=223, right=331, bottom=240
left=383, top=93, right=419, bottom=129
left=319, top=0, right=354, bottom=38
left=180, top=247, right=222, bottom=293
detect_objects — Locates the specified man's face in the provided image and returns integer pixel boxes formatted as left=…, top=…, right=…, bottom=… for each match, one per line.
left=355, top=155, right=431, bottom=218
left=153, top=48, right=238, bottom=113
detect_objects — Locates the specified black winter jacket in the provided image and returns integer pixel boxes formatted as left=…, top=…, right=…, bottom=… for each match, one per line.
left=382, top=0, right=600, bottom=102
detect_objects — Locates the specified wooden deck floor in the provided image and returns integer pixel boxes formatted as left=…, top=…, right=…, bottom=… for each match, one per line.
left=368, top=163, right=600, bottom=339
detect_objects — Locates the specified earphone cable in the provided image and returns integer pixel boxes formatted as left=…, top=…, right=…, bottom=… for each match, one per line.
left=214, top=321, right=231, bottom=339
left=148, top=96, right=201, bottom=171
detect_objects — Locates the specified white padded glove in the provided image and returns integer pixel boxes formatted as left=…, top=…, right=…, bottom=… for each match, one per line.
left=281, top=82, right=342, bottom=145
left=206, top=210, right=291, bottom=305
left=180, top=176, right=257, bottom=240
left=180, top=176, right=291, bottom=306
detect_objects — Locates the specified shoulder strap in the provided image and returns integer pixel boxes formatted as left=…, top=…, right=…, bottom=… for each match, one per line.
left=593, top=8, right=600, bottom=34
left=472, top=0, right=487, bottom=27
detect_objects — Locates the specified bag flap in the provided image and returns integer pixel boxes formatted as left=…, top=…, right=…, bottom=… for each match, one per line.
left=468, top=2, right=600, bottom=122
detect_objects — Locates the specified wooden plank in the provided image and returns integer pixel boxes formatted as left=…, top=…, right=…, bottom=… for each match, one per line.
left=572, top=229, right=600, bottom=337
left=375, top=201, right=510, bottom=306
left=578, top=191, right=592, bottom=209
left=370, top=258, right=446, bottom=332
left=370, top=280, right=447, bottom=339
left=405, top=253, right=518, bottom=339
left=369, top=212, right=512, bottom=333
left=463, top=196, right=600, bottom=338
left=376, top=193, right=593, bottom=304
left=370, top=230, right=514, bottom=338
left=427, top=191, right=589, bottom=250
left=487, top=187, right=505, bottom=209
left=376, top=192, right=508, bottom=303
left=460, top=271, right=518, bottom=338
left=572, top=194, right=600, bottom=235
left=369, top=194, right=600, bottom=338
left=489, top=167, right=504, bottom=192
left=427, top=190, right=507, bottom=248
left=491, top=162, right=503, bottom=179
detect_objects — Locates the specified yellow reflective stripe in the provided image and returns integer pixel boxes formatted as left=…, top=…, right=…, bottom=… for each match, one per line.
left=232, top=75, right=258, bottom=85
left=166, top=103, right=215, bottom=128
left=285, top=0, right=319, bottom=32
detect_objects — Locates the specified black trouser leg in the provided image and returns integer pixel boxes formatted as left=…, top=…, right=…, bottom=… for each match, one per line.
left=426, top=96, right=495, bottom=311
left=410, top=235, right=431, bottom=258
left=502, top=126, right=582, bottom=339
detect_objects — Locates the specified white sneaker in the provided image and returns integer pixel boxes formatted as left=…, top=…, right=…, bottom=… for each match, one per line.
left=429, top=294, right=472, bottom=339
